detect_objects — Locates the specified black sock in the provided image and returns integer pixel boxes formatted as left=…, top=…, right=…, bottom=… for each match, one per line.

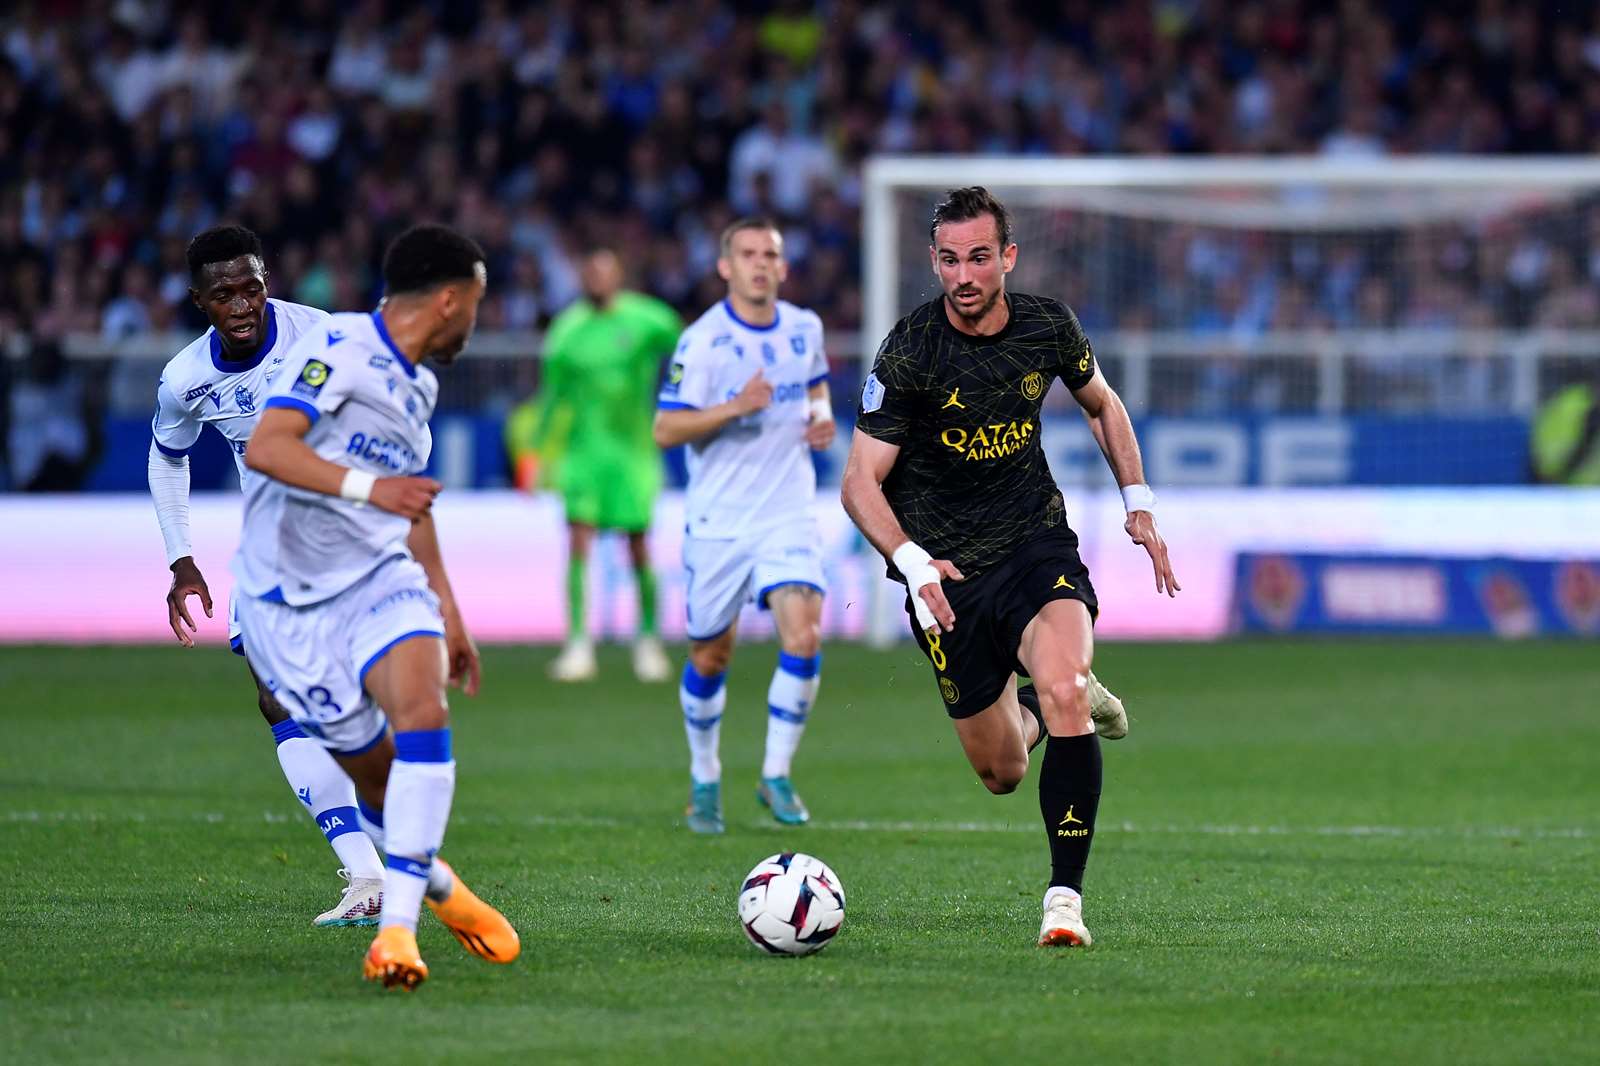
left=1038, top=732, right=1102, bottom=893
left=1017, top=683, right=1046, bottom=753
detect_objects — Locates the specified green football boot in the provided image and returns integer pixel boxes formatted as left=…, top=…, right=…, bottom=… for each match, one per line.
left=756, top=776, right=810, bottom=825
left=685, top=781, right=724, bottom=834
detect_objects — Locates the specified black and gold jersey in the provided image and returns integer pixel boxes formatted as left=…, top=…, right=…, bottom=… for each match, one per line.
left=856, top=292, right=1096, bottom=579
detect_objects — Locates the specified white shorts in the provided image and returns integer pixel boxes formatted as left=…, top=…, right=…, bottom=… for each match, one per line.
left=236, top=556, right=445, bottom=754
left=683, top=519, right=826, bottom=641
left=228, top=589, right=245, bottom=657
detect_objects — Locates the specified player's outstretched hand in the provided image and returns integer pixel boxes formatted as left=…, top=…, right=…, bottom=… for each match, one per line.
left=166, top=557, right=213, bottom=648
left=443, top=610, right=481, bottom=697
left=369, top=476, right=442, bottom=519
left=1125, top=511, right=1180, bottom=597
left=734, top=370, right=774, bottom=415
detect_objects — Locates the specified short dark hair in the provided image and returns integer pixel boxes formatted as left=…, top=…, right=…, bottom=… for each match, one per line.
left=186, top=225, right=263, bottom=281
left=719, top=216, right=782, bottom=254
left=930, top=187, right=1012, bottom=249
left=382, top=224, right=487, bottom=296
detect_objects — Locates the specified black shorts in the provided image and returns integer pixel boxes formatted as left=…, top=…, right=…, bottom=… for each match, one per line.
left=904, top=526, right=1098, bottom=719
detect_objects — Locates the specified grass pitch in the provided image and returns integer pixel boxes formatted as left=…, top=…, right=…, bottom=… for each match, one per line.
left=2, top=639, right=1597, bottom=1064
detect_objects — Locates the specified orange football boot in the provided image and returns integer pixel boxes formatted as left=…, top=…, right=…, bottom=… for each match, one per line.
left=363, top=925, right=429, bottom=990
left=425, top=858, right=521, bottom=964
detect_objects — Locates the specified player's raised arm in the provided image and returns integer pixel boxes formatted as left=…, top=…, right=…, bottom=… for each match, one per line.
left=245, top=406, right=441, bottom=519
left=1070, top=368, right=1180, bottom=596
left=652, top=367, right=773, bottom=447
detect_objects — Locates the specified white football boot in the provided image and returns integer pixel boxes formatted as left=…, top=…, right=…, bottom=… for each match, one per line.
left=1037, top=888, right=1093, bottom=948
left=548, top=636, right=598, bottom=682
left=632, top=634, right=671, bottom=682
left=1086, top=671, right=1128, bottom=740
left=313, top=868, right=383, bottom=927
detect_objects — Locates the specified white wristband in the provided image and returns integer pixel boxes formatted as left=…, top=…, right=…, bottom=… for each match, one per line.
left=808, top=396, right=834, bottom=423
left=1121, top=483, right=1157, bottom=515
left=891, top=540, right=942, bottom=632
left=340, top=469, right=377, bottom=505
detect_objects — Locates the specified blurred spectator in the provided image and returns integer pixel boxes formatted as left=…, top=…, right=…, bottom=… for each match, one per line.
left=6, top=339, right=96, bottom=491
left=4, top=0, right=1600, bottom=381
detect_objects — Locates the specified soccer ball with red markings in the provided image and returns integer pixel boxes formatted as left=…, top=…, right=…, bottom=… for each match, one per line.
left=737, top=852, right=846, bottom=956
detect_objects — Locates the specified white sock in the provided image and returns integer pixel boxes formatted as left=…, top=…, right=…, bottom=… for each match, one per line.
left=356, top=796, right=450, bottom=899
left=272, top=720, right=383, bottom=878
left=379, top=730, right=457, bottom=932
left=762, top=652, right=820, bottom=780
left=1044, top=886, right=1082, bottom=909
left=357, top=796, right=386, bottom=852
left=680, top=662, right=726, bottom=785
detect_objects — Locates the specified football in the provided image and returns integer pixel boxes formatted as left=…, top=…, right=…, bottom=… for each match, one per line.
left=737, top=852, right=846, bottom=956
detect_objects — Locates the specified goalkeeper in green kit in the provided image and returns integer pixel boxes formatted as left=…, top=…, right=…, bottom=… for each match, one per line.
left=521, top=249, right=683, bottom=682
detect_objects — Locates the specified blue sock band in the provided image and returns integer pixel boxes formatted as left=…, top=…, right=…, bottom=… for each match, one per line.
left=393, top=728, right=452, bottom=763
left=358, top=796, right=385, bottom=829
left=386, top=854, right=431, bottom=879
left=681, top=662, right=726, bottom=698
left=270, top=718, right=307, bottom=745
left=777, top=652, right=822, bottom=679
left=316, top=805, right=361, bottom=841
left=768, top=704, right=808, bottom=724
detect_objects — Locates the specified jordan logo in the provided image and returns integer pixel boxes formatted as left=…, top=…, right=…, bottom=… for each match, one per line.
left=1053, top=575, right=1074, bottom=590
left=1058, top=806, right=1084, bottom=826
left=942, top=388, right=966, bottom=410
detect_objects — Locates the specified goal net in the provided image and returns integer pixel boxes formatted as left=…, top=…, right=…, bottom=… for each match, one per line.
left=855, top=158, right=1600, bottom=643
left=864, top=158, right=1600, bottom=487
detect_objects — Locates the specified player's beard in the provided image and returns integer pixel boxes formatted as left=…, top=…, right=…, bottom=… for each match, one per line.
left=947, top=286, right=1000, bottom=323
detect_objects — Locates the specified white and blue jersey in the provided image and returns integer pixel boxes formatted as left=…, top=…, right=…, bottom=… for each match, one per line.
left=231, top=311, right=439, bottom=608
left=659, top=298, right=829, bottom=639
left=151, top=299, right=331, bottom=486
left=658, top=299, right=828, bottom=539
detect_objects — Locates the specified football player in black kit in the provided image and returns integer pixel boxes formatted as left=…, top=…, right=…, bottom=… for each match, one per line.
left=841, top=187, right=1179, bottom=947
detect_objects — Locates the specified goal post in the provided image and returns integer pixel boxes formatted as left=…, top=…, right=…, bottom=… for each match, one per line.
left=857, top=156, right=1600, bottom=644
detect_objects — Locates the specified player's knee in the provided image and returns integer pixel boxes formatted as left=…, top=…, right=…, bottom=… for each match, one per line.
left=979, top=760, right=1026, bottom=795
left=779, top=622, right=821, bottom=659
left=690, top=641, right=732, bottom=677
left=388, top=695, right=449, bottom=734
left=1039, top=673, right=1091, bottom=734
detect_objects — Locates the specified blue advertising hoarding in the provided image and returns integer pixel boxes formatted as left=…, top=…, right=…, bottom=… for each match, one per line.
left=1234, top=552, right=1600, bottom=637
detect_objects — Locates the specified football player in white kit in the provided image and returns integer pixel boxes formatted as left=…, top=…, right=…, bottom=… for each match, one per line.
left=235, top=224, right=517, bottom=990
left=148, top=226, right=385, bottom=926
left=653, top=218, right=835, bottom=834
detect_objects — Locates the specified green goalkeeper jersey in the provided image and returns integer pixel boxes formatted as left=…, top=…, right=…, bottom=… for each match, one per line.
left=535, top=291, right=683, bottom=462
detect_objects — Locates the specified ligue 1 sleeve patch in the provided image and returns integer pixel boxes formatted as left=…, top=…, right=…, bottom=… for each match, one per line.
left=861, top=371, right=885, bottom=413
left=290, top=359, right=332, bottom=399
left=661, top=359, right=685, bottom=396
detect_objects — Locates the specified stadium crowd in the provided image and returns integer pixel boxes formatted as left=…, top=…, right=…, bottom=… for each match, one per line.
left=6, top=0, right=1600, bottom=345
